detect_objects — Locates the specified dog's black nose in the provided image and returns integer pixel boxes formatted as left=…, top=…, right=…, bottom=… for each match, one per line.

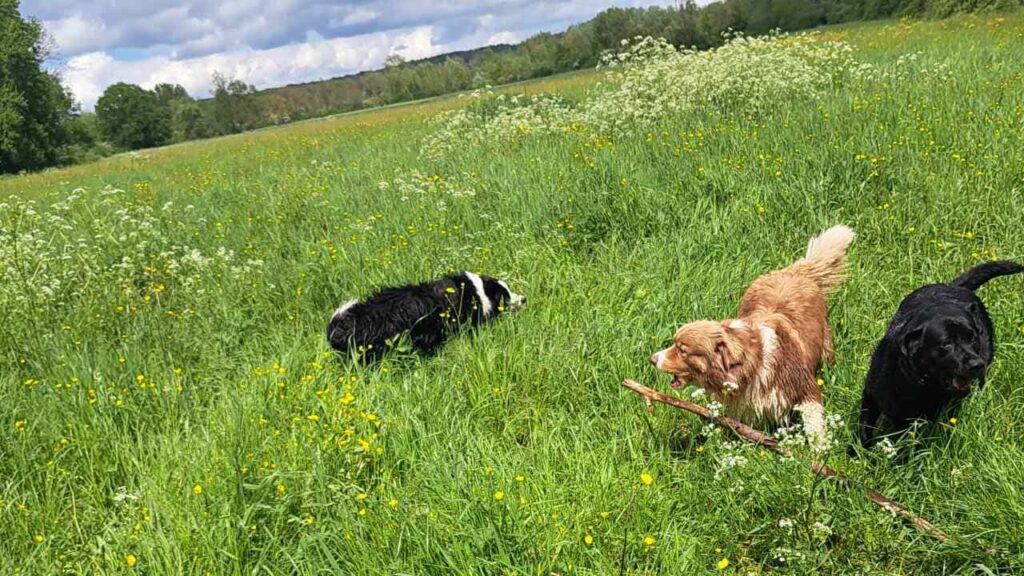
left=521, top=296, right=527, bottom=305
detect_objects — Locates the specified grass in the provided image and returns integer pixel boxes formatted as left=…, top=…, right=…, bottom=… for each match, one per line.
left=3, top=12, right=1024, bottom=575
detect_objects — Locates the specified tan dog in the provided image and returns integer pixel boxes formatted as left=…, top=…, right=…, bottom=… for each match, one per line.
left=650, top=226, right=854, bottom=444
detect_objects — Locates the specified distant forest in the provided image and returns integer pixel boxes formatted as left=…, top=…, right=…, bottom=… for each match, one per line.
left=2, top=0, right=1021, bottom=173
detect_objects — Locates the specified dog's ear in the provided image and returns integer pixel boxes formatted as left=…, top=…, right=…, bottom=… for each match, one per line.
left=715, top=340, right=731, bottom=374
left=900, top=326, right=925, bottom=357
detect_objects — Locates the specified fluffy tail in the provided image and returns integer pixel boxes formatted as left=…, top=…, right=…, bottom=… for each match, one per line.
left=789, top=225, right=856, bottom=291
left=951, top=260, right=1023, bottom=291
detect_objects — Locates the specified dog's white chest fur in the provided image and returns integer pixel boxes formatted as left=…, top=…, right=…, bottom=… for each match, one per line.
left=724, top=323, right=790, bottom=426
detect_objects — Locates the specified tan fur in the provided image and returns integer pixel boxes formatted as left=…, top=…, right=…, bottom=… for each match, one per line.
left=652, top=226, right=854, bottom=434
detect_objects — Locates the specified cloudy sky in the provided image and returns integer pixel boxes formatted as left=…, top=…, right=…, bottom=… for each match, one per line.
left=23, top=0, right=675, bottom=110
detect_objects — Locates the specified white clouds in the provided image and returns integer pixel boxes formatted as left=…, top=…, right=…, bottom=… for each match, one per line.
left=61, top=26, right=441, bottom=110
left=25, top=0, right=679, bottom=110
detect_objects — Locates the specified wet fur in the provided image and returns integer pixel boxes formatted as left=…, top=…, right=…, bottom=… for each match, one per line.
left=855, top=260, right=1022, bottom=449
left=326, top=272, right=524, bottom=360
left=651, top=226, right=855, bottom=440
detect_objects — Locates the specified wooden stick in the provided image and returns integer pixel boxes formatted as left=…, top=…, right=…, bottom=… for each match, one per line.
left=621, top=378, right=950, bottom=543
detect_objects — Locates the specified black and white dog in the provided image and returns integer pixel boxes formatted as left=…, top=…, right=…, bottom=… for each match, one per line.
left=855, top=260, right=1022, bottom=449
left=327, top=272, right=525, bottom=359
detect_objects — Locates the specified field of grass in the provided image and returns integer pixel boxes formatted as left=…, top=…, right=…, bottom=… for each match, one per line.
left=4, top=13, right=1024, bottom=575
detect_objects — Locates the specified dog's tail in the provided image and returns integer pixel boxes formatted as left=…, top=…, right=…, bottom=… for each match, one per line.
left=789, top=225, right=856, bottom=291
left=951, top=260, right=1023, bottom=291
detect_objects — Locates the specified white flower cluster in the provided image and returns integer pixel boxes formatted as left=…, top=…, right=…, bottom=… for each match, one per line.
left=0, top=187, right=265, bottom=319
left=423, top=31, right=868, bottom=159
left=422, top=89, right=581, bottom=160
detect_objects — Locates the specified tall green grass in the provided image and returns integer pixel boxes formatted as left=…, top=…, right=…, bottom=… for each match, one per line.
left=3, top=14, right=1024, bottom=575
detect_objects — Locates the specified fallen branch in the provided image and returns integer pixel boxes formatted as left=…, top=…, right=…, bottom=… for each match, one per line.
left=621, top=378, right=950, bottom=543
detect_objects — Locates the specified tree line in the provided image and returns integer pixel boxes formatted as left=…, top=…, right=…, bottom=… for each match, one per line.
left=2, top=0, right=1021, bottom=174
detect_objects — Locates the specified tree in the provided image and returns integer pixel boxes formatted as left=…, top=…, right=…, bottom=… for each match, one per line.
left=95, top=82, right=171, bottom=150
left=210, top=72, right=259, bottom=135
left=0, top=0, right=73, bottom=173
left=152, top=83, right=190, bottom=106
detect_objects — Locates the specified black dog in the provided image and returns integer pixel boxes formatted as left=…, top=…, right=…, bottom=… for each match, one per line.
left=327, top=272, right=525, bottom=359
left=856, top=260, right=1022, bottom=449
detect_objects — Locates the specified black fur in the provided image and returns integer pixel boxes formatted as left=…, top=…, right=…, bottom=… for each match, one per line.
left=856, top=260, right=1022, bottom=449
left=326, top=272, right=524, bottom=360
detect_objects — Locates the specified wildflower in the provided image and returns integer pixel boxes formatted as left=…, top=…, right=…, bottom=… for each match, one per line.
left=388, top=499, right=398, bottom=509
left=584, top=534, right=594, bottom=546
left=514, top=475, right=524, bottom=482
left=125, top=554, right=137, bottom=568
left=599, top=511, right=610, bottom=519
left=816, top=378, right=825, bottom=387
left=356, top=493, right=368, bottom=501
left=276, top=484, right=286, bottom=496
left=493, top=491, right=505, bottom=501
left=948, top=417, right=957, bottom=426
left=643, top=535, right=655, bottom=547
left=716, top=558, right=730, bottom=570
left=15, top=419, right=26, bottom=431
left=192, top=483, right=203, bottom=495
left=357, top=508, right=367, bottom=517
left=640, top=472, right=653, bottom=486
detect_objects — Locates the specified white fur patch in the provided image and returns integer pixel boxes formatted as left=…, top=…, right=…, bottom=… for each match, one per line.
left=463, top=272, right=493, bottom=317
left=795, top=401, right=827, bottom=452
left=756, top=324, right=778, bottom=389
left=728, top=319, right=748, bottom=330
left=332, top=299, right=358, bottom=319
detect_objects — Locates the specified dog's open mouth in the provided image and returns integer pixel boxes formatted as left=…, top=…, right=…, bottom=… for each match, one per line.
left=670, top=375, right=685, bottom=389
left=950, top=377, right=975, bottom=394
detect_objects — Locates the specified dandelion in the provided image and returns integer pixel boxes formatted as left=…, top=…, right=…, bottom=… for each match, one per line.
left=125, top=554, right=137, bottom=568
left=493, top=491, right=505, bottom=501
left=275, top=483, right=286, bottom=496
left=584, top=534, right=594, bottom=546
left=716, top=558, right=730, bottom=570
left=640, top=472, right=653, bottom=485
left=356, top=493, right=368, bottom=501
left=33, top=534, right=44, bottom=543
left=948, top=417, right=958, bottom=426
left=357, top=508, right=367, bottom=517
left=192, top=483, right=203, bottom=495
left=15, top=419, right=26, bottom=431
left=514, top=475, right=524, bottom=482
left=643, top=535, right=655, bottom=547
left=816, top=378, right=825, bottom=387
left=388, top=499, right=398, bottom=509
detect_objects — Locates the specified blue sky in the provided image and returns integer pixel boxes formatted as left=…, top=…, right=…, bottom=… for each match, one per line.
left=22, top=0, right=676, bottom=110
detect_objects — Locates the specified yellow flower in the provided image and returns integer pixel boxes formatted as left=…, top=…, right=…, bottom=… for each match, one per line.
left=445, top=287, right=456, bottom=294
left=135, top=374, right=145, bottom=384
left=643, top=535, right=655, bottom=547
left=640, top=472, right=653, bottom=486
left=514, top=475, right=524, bottom=482
left=948, top=417, right=958, bottom=425
left=356, top=493, right=368, bottom=501
left=816, top=378, right=825, bottom=387
left=357, top=508, right=367, bottom=517
left=276, top=483, right=286, bottom=495
left=599, top=511, right=610, bottom=519
left=716, top=558, right=730, bottom=570
left=192, top=483, right=203, bottom=495
left=33, top=534, right=44, bottom=544
left=493, top=491, right=505, bottom=501
left=15, top=419, right=26, bottom=431
left=125, top=554, right=137, bottom=568
left=584, top=534, right=594, bottom=546
left=388, top=499, right=398, bottom=509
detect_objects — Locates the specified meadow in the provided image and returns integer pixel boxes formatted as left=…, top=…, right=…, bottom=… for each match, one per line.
left=3, top=13, right=1024, bottom=575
